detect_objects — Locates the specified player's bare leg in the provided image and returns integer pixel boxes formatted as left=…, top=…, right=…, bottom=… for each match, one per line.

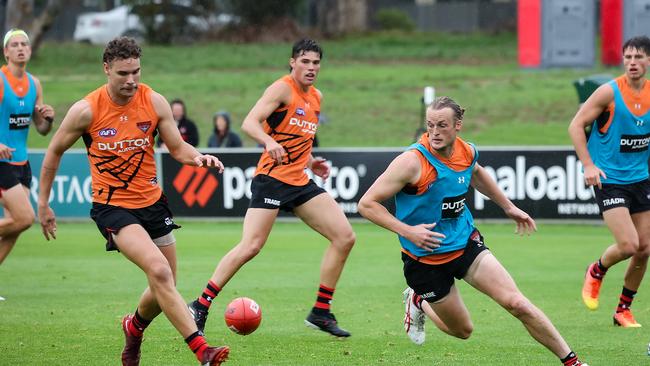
left=211, top=208, right=279, bottom=286
left=115, top=225, right=228, bottom=364
left=466, top=251, right=585, bottom=364
left=0, top=185, right=34, bottom=265
left=425, top=285, right=473, bottom=338
left=189, top=208, right=278, bottom=333
left=295, top=193, right=355, bottom=337
left=610, top=210, right=650, bottom=327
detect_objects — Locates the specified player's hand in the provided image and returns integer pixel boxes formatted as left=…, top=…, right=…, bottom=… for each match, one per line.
left=310, top=157, right=330, bottom=179
left=193, top=154, right=224, bottom=173
left=36, top=104, right=55, bottom=122
left=403, top=223, right=445, bottom=252
left=504, top=206, right=537, bottom=236
left=38, top=205, right=57, bottom=241
left=0, top=143, right=15, bottom=160
left=583, top=164, right=607, bottom=189
left=265, top=140, right=286, bottom=165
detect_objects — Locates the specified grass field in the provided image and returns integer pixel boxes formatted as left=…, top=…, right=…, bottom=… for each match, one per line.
left=24, top=32, right=617, bottom=149
left=0, top=221, right=647, bottom=365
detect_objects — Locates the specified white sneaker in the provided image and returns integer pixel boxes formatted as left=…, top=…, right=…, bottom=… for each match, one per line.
left=403, top=287, right=425, bottom=345
left=0, top=295, right=5, bottom=301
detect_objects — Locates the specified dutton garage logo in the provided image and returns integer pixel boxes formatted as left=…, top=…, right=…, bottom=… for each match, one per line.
left=173, top=165, right=219, bottom=207
left=98, top=128, right=117, bottom=138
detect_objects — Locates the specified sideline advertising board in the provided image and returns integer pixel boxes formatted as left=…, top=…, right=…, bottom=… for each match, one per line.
left=161, top=147, right=599, bottom=221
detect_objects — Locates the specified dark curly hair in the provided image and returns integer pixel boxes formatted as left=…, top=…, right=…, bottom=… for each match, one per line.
left=623, top=36, right=650, bottom=56
left=103, top=37, right=142, bottom=64
left=291, top=38, right=322, bottom=59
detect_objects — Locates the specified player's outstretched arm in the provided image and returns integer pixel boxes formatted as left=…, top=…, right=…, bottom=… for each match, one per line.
left=153, top=92, right=224, bottom=172
left=471, top=163, right=536, bottom=235
left=359, top=151, right=445, bottom=252
left=241, top=81, right=291, bottom=164
left=568, top=84, right=612, bottom=189
left=38, top=100, right=91, bottom=240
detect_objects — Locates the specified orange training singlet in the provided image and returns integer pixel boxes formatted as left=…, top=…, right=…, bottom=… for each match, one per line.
left=83, top=83, right=161, bottom=209
left=598, top=75, right=650, bottom=134
left=254, top=75, right=320, bottom=186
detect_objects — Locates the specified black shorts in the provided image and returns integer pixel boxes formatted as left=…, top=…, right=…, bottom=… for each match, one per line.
left=402, top=229, right=489, bottom=303
left=0, top=161, right=31, bottom=190
left=593, top=179, right=650, bottom=214
left=90, top=193, right=180, bottom=251
left=249, top=174, right=326, bottom=212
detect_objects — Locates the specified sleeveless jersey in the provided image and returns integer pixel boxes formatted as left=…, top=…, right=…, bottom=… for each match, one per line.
left=395, top=135, right=477, bottom=257
left=254, top=75, right=320, bottom=186
left=0, top=65, right=37, bottom=164
left=83, top=83, right=161, bottom=208
left=587, top=76, right=650, bottom=184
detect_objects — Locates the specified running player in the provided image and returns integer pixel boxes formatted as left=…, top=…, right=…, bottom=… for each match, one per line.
left=188, top=38, right=355, bottom=337
left=0, top=29, right=54, bottom=279
left=37, top=37, right=229, bottom=365
left=569, top=36, right=650, bottom=327
left=358, top=96, right=587, bottom=366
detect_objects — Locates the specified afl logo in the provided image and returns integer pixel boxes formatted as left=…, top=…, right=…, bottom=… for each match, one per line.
left=98, top=128, right=117, bottom=138
left=296, top=108, right=306, bottom=116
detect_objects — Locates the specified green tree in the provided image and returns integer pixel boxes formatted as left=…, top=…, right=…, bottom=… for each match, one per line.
left=124, top=0, right=218, bottom=44
left=228, top=0, right=304, bottom=25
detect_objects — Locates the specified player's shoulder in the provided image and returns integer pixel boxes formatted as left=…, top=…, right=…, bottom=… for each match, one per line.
left=265, top=78, right=293, bottom=103
left=395, top=149, right=423, bottom=173
left=147, top=87, right=166, bottom=104
left=29, top=73, right=41, bottom=86
left=71, top=99, right=92, bottom=117
left=587, top=81, right=615, bottom=105
left=313, top=87, right=323, bottom=100
left=65, top=99, right=93, bottom=129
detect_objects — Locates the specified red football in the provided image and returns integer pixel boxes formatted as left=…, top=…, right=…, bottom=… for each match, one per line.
left=224, top=297, right=262, bottom=335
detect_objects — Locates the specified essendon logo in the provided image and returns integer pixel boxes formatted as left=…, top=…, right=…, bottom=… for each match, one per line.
left=620, top=133, right=650, bottom=153
left=173, top=165, right=219, bottom=207
left=441, top=194, right=466, bottom=219
left=137, top=121, right=152, bottom=133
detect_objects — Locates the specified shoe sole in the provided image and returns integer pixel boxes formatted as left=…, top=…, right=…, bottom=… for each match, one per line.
left=304, top=320, right=350, bottom=338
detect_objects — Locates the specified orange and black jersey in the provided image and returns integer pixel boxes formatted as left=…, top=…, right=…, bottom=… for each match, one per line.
left=83, top=83, right=161, bottom=209
left=255, top=75, right=320, bottom=186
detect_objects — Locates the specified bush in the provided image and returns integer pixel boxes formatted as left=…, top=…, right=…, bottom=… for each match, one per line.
left=375, top=8, right=415, bottom=32
left=229, top=0, right=304, bottom=25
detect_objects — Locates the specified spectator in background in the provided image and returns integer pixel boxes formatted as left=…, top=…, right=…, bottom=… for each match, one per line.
left=207, top=111, right=242, bottom=148
left=157, top=98, right=199, bottom=147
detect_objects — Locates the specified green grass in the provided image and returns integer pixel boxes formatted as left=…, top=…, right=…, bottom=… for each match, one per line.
left=0, top=221, right=647, bottom=365
left=25, top=32, right=618, bottom=149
